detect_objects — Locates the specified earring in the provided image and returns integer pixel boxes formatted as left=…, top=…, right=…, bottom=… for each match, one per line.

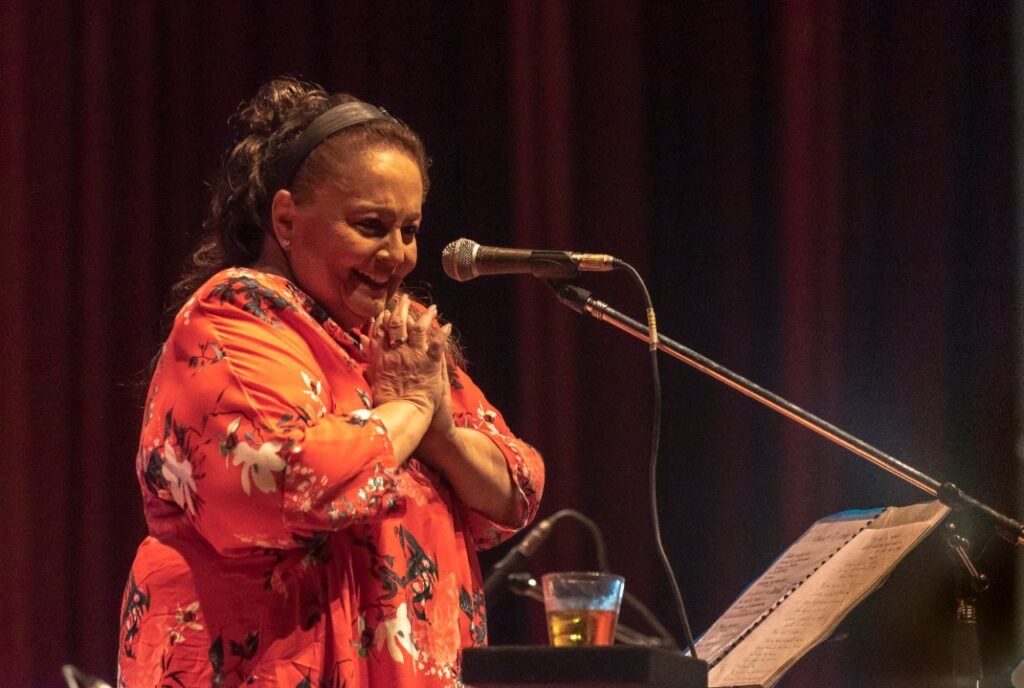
left=280, top=238, right=291, bottom=249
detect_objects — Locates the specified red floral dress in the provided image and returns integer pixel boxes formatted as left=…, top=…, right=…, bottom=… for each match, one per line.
left=117, top=268, right=544, bottom=687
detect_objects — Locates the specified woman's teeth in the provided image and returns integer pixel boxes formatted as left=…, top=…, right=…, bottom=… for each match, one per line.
left=356, top=271, right=389, bottom=287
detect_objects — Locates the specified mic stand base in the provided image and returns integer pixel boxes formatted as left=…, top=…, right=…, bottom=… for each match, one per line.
left=945, top=521, right=987, bottom=688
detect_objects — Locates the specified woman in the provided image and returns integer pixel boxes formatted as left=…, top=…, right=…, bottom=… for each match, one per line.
left=118, top=78, right=544, bottom=687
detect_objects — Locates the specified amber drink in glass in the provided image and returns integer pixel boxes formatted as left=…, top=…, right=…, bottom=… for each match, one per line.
left=541, top=572, right=624, bottom=647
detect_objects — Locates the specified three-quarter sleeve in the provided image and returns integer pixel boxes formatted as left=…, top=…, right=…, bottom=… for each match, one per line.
left=138, top=275, right=405, bottom=555
left=447, top=367, right=546, bottom=550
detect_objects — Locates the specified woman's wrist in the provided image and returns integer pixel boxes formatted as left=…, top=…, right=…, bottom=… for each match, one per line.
left=420, top=427, right=523, bottom=526
left=416, top=424, right=463, bottom=474
left=373, top=398, right=436, bottom=463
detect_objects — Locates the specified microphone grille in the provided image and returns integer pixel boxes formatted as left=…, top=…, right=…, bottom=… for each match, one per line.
left=441, top=238, right=479, bottom=282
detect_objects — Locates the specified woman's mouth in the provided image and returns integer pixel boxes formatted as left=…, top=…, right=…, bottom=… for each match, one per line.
left=354, top=270, right=390, bottom=291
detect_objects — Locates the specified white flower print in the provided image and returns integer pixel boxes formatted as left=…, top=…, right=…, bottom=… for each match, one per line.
left=145, top=382, right=159, bottom=424
left=349, top=408, right=389, bottom=437
left=232, top=440, right=286, bottom=495
left=168, top=601, right=203, bottom=645
left=300, top=370, right=327, bottom=418
left=233, top=532, right=293, bottom=549
left=475, top=402, right=500, bottom=435
left=356, top=388, right=372, bottom=409
left=352, top=615, right=368, bottom=657
left=181, top=294, right=197, bottom=326
left=161, top=441, right=198, bottom=516
left=375, top=602, right=419, bottom=665
left=176, top=601, right=203, bottom=630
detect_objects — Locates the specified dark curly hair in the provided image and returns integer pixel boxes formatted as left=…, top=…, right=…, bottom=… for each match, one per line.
left=169, top=77, right=430, bottom=314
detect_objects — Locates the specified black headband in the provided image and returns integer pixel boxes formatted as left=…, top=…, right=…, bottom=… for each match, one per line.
left=273, top=100, right=390, bottom=190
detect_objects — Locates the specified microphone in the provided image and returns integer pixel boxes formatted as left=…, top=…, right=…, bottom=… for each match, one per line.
left=483, top=514, right=557, bottom=600
left=442, top=238, right=621, bottom=282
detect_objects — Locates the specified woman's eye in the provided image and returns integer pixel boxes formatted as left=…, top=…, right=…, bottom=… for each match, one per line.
left=357, top=219, right=386, bottom=234
left=354, top=219, right=418, bottom=240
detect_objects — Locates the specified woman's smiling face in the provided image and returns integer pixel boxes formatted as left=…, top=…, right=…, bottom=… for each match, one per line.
left=274, top=145, right=423, bottom=329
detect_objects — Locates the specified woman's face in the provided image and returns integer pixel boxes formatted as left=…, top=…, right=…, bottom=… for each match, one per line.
left=276, top=146, right=423, bottom=329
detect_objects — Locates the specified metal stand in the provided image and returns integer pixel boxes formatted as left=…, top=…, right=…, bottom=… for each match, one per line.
left=945, top=522, right=988, bottom=688
left=549, top=282, right=1024, bottom=544
left=547, top=281, right=1024, bottom=682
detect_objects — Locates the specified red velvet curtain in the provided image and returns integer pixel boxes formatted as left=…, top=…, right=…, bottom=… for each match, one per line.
left=1, top=2, right=1018, bottom=686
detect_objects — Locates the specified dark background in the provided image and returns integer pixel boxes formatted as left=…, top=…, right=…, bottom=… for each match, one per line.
left=1, top=1, right=1020, bottom=686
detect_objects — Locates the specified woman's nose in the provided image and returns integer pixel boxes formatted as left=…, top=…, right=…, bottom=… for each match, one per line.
left=377, top=229, right=406, bottom=266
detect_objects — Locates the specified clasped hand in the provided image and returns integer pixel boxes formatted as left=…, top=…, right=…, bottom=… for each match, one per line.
left=365, top=294, right=456, bottom=460
left=364, top=294, right=521, bottom=524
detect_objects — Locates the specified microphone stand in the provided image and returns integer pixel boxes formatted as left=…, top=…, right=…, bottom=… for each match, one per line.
left=549, top=282, right=1024, bottom=544
left=548, top=281, right=1024, bottom=680
left=944, top=521, right=987, bottom=688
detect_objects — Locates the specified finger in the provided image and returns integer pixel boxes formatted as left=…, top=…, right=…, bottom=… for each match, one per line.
left=389, top=294, right=410, bottom=344
left=427, top=322, right=453, bottom=360
left=374, top=311, right=390, bottom=341
left=408, top=305, right=437, bottom=350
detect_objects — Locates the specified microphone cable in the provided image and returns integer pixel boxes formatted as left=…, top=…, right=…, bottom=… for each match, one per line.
left=444, top=241, right=698, bottom=654
left=540, top=508, right=611, bottom=570
left=617, top=260, right=699, bottom=659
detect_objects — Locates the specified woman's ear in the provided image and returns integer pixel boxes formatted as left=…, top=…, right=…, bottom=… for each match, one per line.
left=270, top=189, right=297, bottom=250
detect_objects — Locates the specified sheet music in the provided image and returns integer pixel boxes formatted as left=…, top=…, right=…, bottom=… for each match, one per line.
left=707, top=501, right=948, bottom=688
left=695, top=513, right=877, bottom=665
